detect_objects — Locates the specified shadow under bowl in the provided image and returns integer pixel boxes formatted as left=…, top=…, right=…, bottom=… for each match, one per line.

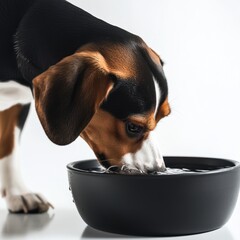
left=67, top=156, right=240, bottom=236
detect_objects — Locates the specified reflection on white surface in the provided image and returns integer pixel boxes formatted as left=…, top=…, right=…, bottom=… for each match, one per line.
left=0, top=208, right=85, bottom=240
left=2, top=211, right=54, bottom=236
left=0, top=208, right=237, bottom=240
left=81, top=225, right=234, bottom=240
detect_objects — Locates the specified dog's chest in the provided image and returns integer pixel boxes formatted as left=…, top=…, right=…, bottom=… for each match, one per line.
left=0, top=81, right=32, bottom=111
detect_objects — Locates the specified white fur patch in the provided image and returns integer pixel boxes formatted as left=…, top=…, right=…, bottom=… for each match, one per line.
left=0, top=81, right=32, bottom=111
left=0, top=127, right=52, bottom=213
left=153, top=76, right=161, bottom=118
left=121, top=130, right=165, bottom=173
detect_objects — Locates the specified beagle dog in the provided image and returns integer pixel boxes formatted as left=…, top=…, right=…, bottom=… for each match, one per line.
left=0, top=0, right=170, bottom=213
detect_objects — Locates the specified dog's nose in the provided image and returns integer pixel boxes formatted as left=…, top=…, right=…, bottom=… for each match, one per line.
left=146, top=169, right=156, bottom=174
left=146, top=161, right=166, bottom=174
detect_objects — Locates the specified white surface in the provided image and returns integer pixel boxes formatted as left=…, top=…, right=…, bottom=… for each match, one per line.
left=1, top=0, right=240, bottom=239
left=0, top=200, right=240, bottom=240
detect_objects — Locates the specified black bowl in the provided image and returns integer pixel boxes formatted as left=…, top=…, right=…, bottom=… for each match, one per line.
left=67, top=156, right=240, bottom=236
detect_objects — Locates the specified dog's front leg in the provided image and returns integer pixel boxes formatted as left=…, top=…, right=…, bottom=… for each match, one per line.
left=0, top=105, right=52, bottom=213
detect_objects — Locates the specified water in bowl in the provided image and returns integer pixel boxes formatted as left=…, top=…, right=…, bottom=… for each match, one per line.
left=86, top=165, right=229, bottom=175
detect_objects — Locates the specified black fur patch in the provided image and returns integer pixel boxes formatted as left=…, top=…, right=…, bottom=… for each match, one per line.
left=17, top=103, right=31, bottom=130
left=96, top=153, right=111, bottom=168
left=101, top=49, right=168, bottom=120
left=101, top=78, right=155, bottom=119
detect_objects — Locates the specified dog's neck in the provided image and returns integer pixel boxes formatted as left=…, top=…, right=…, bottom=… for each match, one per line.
left=14, top=0, right=136, bottom=85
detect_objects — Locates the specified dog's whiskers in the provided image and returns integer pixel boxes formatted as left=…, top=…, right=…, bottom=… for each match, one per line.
left=106, top=165, right=121, bottom=171
left=104, top=164, right=145, bottom=175
left=98, top=159, right=146, bottom=175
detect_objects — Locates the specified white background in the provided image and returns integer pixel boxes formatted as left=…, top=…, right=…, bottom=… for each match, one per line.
left=0, top=0, right=240, bottom=239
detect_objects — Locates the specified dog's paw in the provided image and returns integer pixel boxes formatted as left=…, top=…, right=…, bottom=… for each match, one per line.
left=6, top=193, right=54, bottom=214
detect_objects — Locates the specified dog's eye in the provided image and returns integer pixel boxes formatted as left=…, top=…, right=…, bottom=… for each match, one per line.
left=126, top=122, right=144, bottom=138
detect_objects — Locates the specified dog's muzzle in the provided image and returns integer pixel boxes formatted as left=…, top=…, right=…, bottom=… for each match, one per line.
left=121, top=131, right=166, bottom=173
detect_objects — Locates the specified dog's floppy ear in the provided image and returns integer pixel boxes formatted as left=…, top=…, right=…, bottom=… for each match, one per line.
left=33, top=51, right=114, bottom=145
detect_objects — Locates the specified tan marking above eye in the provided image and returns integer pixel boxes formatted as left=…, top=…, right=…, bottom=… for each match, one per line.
left=140, top=42, right=163, bottom=67
left=128, top=111, right=156, bottom=131
left=156, top=98, right=171, bottom=121
left=128, top=99, right=170, bottom=128
left=148, top=48, right=162, bottom=65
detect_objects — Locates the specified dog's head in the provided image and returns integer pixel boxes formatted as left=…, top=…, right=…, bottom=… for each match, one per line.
left=33, top=39, right=170, bottom=173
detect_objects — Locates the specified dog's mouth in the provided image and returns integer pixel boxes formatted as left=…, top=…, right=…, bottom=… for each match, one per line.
left=96, top=153, right=163, bottom=175
left=96, top=153, right=111, bottom=168
left=106, top=165, right=147, bottom=174
left=96, top=153, right=140, bottom=174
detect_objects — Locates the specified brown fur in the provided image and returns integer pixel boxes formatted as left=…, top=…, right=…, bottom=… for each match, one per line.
left=80, top=96, right=170, bottom=165
left=0, top=105, right=22, bottom=159
left=156, top=98, right=171, bottom=121
left=140, top=41, right=163, bottom=66
left=80, top=107, right=170, bottom=165
left=147, top=48, right=162, bottom=65
left=77, top=43, right=137, bottom=79
left=32, top=42, right=140, bottom=145
left=33, top=41, right=169, bottom=162
left=33, top=48, right=117, bottom=145
left=128, top=112, right=156, bottom=131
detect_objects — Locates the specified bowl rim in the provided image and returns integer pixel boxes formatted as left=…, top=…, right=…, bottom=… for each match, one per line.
left=67, top=156, right=240, bottom=178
